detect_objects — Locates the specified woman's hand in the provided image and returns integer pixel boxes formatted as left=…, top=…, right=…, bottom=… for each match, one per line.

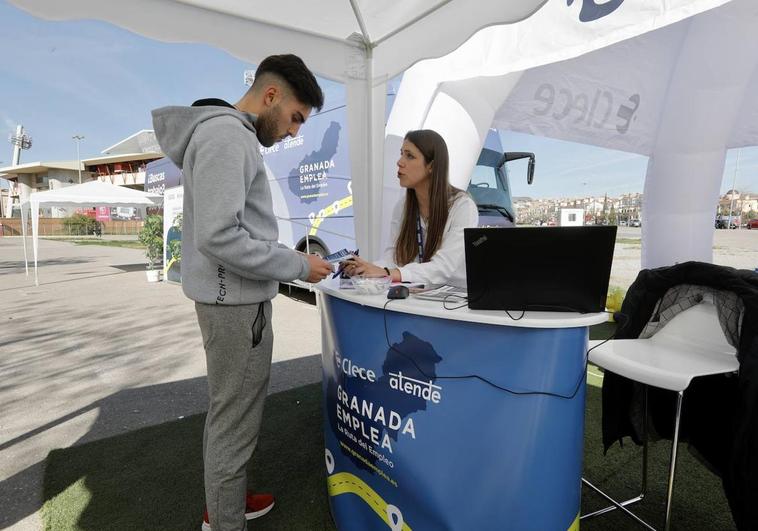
left=341, top=256, right=386, bottom=277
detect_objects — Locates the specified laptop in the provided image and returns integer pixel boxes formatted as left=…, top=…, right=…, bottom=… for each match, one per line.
left=464, top=226, right=617, bottom=313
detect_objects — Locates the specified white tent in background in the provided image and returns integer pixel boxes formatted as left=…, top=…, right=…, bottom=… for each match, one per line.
left=387, top=0, right=756, bottom=268
left=8, top=0, right=548, bottom=262
left=20, top=180, right=162, bottom=285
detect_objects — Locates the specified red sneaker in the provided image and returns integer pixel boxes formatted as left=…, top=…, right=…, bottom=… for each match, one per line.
left=201, top=493, right=275, bottom=530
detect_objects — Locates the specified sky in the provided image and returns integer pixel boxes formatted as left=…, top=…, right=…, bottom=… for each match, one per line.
left=2, top=0, right=757, bottom=199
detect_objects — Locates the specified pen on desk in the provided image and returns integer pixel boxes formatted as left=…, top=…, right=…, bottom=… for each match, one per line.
left=331, top=249, right=359, bottom=279
left=332, top=263, right=346, bottom=279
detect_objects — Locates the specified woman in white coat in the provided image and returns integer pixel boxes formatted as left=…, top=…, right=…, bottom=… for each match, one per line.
left=343, top=129, right=478, bottom=287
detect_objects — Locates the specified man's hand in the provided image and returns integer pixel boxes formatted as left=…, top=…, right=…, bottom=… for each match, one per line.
left=305, top=254, right=333, bottom=283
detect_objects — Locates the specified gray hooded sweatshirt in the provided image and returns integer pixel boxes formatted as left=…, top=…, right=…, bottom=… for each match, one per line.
left=151, top=104, right=310, bottom=305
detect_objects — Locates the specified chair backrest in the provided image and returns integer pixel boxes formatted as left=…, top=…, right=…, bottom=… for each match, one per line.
left=650, top=300, right=736, bottom=358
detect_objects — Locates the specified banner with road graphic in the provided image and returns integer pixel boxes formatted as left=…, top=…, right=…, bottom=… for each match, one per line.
left=262, top=103, right=355, bottom=255
left=320, top=294, right=587, bottom=531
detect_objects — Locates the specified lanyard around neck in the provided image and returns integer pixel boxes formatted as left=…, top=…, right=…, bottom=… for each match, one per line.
left=416, top=213, right=424, bottom=263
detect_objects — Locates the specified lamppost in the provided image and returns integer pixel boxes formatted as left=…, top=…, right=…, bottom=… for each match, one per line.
left=72, top=135, right=84, bottom=183
left=728, top=148, right=741, bottom=229
left=9, top=126, right=32, bottom=164
left=8, top=127, right=33, bottom=215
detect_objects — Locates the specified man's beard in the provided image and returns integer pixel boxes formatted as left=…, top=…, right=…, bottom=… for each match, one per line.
left=256, top=105, right=282, bottom=147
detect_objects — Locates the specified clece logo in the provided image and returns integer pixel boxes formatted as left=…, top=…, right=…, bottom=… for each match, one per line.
left=533, top=83, right=640, bottom=135
left=334, top=351, right=377, bottom=382
left=567, top=0, right=625, bottom=22
left=616, top=94, right=640, bottom=134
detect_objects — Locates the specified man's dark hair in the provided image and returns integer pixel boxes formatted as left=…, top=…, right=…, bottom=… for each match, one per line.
left=255, top=54, right=324, bottom=111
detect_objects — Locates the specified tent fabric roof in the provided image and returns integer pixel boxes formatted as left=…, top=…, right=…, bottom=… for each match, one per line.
left=25, top=180, right=161, bottom=208
left=8, top=0, right=548, bottom=81
left=491, top=0, right=755, bottom=156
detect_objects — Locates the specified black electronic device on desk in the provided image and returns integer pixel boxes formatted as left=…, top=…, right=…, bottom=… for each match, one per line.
left=464, top=226, right=616, bottom=313
left=387, top=285, right=410, bottom=299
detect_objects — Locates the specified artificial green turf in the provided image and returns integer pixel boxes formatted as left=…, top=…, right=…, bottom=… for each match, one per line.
left=581, top=385, right=736, bottom=530
left=589, top=320, right=617, bottom=341
left=42, top=365, right=736, bottom=530
left=42, top=383, right=334, bottom=531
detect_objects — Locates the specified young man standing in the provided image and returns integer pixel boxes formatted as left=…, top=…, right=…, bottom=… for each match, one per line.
left=152, top=54, right=333, bottom=531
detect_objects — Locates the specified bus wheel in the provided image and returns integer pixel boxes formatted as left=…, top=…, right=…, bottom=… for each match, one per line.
left=304, top=241, right=327, bottom=258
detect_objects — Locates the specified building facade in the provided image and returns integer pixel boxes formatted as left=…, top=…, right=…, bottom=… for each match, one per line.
left=0, top=130, right=161, bottom=218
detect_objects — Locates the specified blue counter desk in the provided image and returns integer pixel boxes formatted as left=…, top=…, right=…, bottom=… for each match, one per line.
left=316, top=280, right=606, bottom=531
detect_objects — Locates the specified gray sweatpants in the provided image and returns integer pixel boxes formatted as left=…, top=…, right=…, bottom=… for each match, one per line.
left=195, top=301, right=273, bottom=531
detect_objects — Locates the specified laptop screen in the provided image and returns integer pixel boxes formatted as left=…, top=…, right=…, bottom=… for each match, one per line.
left=464, top=226, right=617, bottom=313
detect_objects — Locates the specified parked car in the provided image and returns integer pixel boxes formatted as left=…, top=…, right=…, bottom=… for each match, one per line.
left=630, top=219, right=641, bottom=227
left=747, top=219, right=758, bottom=229
left=715, top=215, right=739, bottom=229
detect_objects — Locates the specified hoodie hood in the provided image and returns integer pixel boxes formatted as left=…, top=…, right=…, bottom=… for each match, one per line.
left=151, top=105, right=258, bottom=169
left=149, top=102, right=311, bottom=304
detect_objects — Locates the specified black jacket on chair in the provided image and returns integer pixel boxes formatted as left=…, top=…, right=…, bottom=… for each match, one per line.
left=601, top=261, right=758, bottom=530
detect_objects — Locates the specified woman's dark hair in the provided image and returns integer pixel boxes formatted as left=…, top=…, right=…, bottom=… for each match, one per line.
left=395, top=129, right=463, bottom=266
left=254, top=54, right=324, bottom=111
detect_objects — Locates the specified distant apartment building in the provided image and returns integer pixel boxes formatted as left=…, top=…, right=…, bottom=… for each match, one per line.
left=515, top=192, right=643, bottom=225
left=718, top=189, right=758, bottom=218
left=0, top=130, right=162, bottom=218
left=617, top=193, right=643, bottom=220
left=514, top=197, right=558, bottom=224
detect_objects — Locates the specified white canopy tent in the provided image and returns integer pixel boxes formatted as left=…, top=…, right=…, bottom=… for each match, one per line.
left=12, top=0, right=749, bottom=268
left=9, top=0, right=548, bottom=262
left=386, top=0, right=756, bottom=268
left=20, top=180, right=162, bottom=285
left=495, top=0, right=758, bottom=268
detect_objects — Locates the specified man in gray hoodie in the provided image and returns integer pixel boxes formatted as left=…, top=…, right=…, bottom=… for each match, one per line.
left=152, top=54, right=332, bottom=531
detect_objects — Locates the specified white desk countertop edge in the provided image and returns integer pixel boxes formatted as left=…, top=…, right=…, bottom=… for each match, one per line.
left=311, top=280, right=608, bottom=329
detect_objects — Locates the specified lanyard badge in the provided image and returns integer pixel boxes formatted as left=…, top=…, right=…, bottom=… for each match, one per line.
left=416, top=214, right=424, bottom=263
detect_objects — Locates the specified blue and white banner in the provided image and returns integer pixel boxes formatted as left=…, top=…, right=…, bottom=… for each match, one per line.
left=145, top=157, right=182, bottom=195
left=320, top=295, right=588, bottom=530
left=162, top=185, right=183, bottom=283
left=263, top=104, right=355, bottom=254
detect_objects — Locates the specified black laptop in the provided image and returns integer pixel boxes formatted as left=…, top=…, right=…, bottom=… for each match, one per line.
left=464, top=226, right=617, bottom=313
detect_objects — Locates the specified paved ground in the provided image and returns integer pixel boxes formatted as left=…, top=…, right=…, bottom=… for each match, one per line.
left=610, top=227, right=758, bottom=289
left=2, top=229, right=758, bottom=530
left=0, top=237, right=322, bottom=531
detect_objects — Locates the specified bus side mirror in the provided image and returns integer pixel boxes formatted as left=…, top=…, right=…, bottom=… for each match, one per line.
left=527, top=156, right=535, bottom=185
left=502, top=152, right=536, bottom=185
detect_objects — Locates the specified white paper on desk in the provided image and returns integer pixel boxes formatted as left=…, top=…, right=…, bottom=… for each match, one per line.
left=411, top=285, right=467, bottom=301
